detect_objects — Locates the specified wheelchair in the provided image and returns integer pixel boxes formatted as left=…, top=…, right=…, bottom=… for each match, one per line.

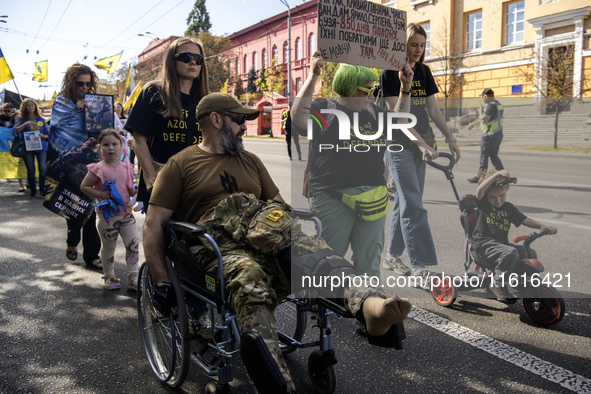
left=136, top=208, right=405, bottom=393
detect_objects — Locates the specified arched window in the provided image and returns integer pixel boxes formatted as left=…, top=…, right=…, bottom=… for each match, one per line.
left=308, top=33, right=316, bottom=56
left=272, top=45, right=278, bottom=65
left=253, top=52, right=258, bottom=70
left=244, top=54, right=248, bottom=72
left=295, top=37, right=302, bottom=60
left=236, top=58, right=241, bottom=75
left=283, top=41, right=289, bottom=64
left=262, top=48, right=267, bottom=69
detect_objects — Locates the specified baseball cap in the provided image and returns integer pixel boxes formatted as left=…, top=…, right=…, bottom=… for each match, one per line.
left=197, top=92, right=260, bottom=120
left=479, top=88, right=494, bottom=96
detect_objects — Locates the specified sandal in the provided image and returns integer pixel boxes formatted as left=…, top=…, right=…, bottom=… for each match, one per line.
left=66, top=247, right=78, bottom=261
left=87, top=259, right=103, bottom=270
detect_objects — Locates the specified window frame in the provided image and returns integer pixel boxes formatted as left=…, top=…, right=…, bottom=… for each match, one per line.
left=466, top=10, right=483, bottom=52
left=504, top=0, right=525, bottom=46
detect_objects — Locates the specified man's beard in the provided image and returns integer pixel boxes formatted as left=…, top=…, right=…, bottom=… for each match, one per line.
left=220, top=119, right=244, bottom=155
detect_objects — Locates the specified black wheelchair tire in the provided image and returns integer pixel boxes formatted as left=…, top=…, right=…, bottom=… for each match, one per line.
left=522, top=284, right=565, bottom=326
left=137, top=261, right=190, bottom=387
left=275, top=297, right=307, bottom=354
left=308, top=350, right=337, bottom=394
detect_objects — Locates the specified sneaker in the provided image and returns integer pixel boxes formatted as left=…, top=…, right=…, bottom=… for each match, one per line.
left=467, top=176, right=480, bottom=184
left=127, top=272, right=138, bottom=291
left=104, top=277, right=121, bottom=290
left=412, top=266, right=436, bottom=290
left=488, top=284, right=515, bottom=303
left=382, top=255, right=411, bottom=276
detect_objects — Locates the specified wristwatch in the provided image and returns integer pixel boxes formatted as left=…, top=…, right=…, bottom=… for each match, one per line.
left=400, top=88, right=411, bottom=96
left=448, top=137, right=457, bottom=143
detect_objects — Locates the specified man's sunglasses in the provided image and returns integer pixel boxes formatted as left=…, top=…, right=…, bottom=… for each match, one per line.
left=222, top=112, right=247, bottom=125
left=357, top=85, right=378, bottom=97
left=175, top=52, right=204, bottom=65
left=75, top=81, right=93, bottom=87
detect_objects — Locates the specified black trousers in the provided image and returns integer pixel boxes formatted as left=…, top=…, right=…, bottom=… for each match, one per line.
left=479, top=136, right=504, bottom=173
left=66, top=211, right=101, bottom=265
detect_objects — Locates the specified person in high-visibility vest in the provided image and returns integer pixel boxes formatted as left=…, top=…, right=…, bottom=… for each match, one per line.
left=467, top=88, right=505, bottom=183
left=282, top=108, right=301, bottom=161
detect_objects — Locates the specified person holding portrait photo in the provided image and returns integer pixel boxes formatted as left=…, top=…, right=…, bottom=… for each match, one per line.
left=12, top=98, right=49, bottom=199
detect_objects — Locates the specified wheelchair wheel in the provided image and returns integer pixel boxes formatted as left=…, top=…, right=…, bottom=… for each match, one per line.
left=275, top=297, right=307, bottom=355
left=308, top=350, right=336, bottom=394
left=431, top=274, right=456, bottom=307
left=137, top=261, right=190, bottom=387
left=522, top=284, right=565, bottom=326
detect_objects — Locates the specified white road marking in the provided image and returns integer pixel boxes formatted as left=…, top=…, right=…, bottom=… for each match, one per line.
left=528, top=217, right=591, bottom=232
left=409, top=306, right=591, bottom=393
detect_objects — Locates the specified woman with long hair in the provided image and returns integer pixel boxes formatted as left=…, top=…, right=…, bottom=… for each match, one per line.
left=379, top=23, right=461, bottom=283
left=125, top=36, right=209, bottom=205
left=50, top=63, right=102, bottom=270
left=12, top=99, right=49, bottom=198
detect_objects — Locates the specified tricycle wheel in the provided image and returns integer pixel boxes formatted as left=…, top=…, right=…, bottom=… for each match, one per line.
left=204, top=381, right=230, bottom=394
left=431, top=274, right=456, bottom=307
left=308, top=350, right=336, bottom=394
left=523, top=285, right=565, bottom=326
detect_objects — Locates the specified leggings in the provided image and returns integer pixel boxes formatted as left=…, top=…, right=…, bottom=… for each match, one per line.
left=97, top=213, right=140, bottom=279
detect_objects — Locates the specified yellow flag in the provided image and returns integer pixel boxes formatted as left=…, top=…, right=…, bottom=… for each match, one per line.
left=0, top=48, right=15, bottom=84
left=93, top=51, right=123, bottom=75
left=52, top=91, right=57, bottom=100
left=123, top=81, right=141, bottom=111
left=33, top=60, right=48, bottom=82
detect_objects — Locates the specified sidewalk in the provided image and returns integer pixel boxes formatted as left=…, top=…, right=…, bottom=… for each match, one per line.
left=449, top=136, right=591, bottom=158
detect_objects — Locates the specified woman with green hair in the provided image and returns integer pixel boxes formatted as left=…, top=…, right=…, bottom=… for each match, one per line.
left=292, top=51, right=414, bottom=281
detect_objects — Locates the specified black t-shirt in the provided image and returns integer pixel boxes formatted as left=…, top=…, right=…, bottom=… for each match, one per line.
left=380, top=63, right=439, bottom=147
left=293, top=98, right=410, bottom=197
left=1, top=114, right=15, bottom=128
left=124, top=84, right=201, bottom=163
left=472, top=197, right=527, bottom=246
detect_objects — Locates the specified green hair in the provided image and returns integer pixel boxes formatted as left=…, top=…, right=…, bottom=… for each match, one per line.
left=332, top=64, right=378, bottom=98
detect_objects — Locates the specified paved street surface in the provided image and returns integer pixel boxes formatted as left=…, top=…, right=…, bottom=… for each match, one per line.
left=1, top=137, right=590, bottom=393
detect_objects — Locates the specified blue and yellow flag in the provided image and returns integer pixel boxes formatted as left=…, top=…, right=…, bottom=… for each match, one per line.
left=33, top=60, right=48, bottom=82
left=123, top=81, right=141, bottom=111
left=93, top=51, right=122, bottom=75
left=0, top=48, right=15, bottom=84
left=124, top=64, right=135, bottom=98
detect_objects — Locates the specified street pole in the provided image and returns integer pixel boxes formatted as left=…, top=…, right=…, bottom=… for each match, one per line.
left=280, top=0, right=292, bottom=107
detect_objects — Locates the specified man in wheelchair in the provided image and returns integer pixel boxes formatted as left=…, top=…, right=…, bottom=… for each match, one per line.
left=143, top=93, right=412, bottom=393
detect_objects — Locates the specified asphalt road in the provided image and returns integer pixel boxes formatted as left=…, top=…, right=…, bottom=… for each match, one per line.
left=1, top=138, right=590, bottom=393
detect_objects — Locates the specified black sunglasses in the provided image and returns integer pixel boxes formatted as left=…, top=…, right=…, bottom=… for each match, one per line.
left=222, top=112, right=247, bottom=125
left=75, top=81, right=93, bottom=87
left=174, top=52, right=204, bottom=65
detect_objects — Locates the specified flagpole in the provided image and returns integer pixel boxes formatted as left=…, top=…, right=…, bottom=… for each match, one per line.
left=12, top=79, right=22, bottom=101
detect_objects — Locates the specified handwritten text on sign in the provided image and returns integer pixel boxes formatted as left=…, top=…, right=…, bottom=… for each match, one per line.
left=317, top=0, right=407, bottom=70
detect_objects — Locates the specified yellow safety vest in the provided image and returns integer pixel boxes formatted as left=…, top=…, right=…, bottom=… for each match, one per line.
left=481, top=100, right=504, bottom=136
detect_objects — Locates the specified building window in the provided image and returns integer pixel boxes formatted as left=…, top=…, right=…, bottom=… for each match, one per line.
left=505, top=1, right=524, bottom=45
left=236, top=58, right=241, bottom=75
left=295, top=37, right=302, bottom=60
left=309, top=33, right=316, bottom=56
left=283, top=41, right=289, bottom=64
left=262, top=48, right=267, bottom=68
left=272, top=45, right=278, bottom=64
left=244, top=54, right=248, bottom=72
left=253, top=52, right=258, bottom=70
left=466, top=11, right=482, bottom=52
left=295, top=77, right=302, bottom=95
left=421, top=22, right=430, bottom=58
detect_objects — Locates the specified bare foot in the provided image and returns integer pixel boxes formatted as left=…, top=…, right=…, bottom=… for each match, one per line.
left=363, top=297, right=412, bottom=336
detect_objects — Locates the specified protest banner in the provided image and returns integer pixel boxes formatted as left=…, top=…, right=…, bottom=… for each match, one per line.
left=317, top=0, right=407, bottom=70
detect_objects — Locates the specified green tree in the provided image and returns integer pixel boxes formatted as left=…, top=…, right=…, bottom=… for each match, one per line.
left=234, top=77, right=245, bottom=99
left=246, top=66, right=258, bottom=94
left=193, top=31, right=233, bottom=92
left=320, top=62, right=339, bottom=97
left=256, top=59, right=285, bottom=98
left=185, top=0, right=212, bottom=35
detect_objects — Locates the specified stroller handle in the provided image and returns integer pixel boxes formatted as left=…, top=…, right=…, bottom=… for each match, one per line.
left=426, top=152, right=455, bottom=176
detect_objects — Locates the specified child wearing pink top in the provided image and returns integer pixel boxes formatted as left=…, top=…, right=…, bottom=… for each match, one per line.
left=80, top=129, right=139, bottom=290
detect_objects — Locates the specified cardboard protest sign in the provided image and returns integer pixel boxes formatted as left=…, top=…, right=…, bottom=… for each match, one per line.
left=317, top=0, right=407, bottom=70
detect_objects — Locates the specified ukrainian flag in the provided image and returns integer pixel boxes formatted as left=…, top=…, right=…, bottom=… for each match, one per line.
left=124, top=64, right=135, bottom=98
left=123, top=81, right=141, bottom=111
left=0, top=48, right=15, bottom=84
left=33, top=60, right=48, bottom=82
left=94, top=51, right=123, bottom=75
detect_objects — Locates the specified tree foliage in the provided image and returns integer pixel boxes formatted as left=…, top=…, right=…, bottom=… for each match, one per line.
left=192, top=31, right=233, bottom=92
left=428, top=19, right=465, bottom=121
left=256, top=59, right=285, bottom=97
left=185, top=0, right=212, bottom=36
left=516, top=39, right=591, bottom=148
left=246, top=66, right=258, bottom=94
left=319, top=62, right=339, bottom=97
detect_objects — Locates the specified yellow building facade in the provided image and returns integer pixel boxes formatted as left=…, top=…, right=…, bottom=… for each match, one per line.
left=376, top=0, right=591, bottom=116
